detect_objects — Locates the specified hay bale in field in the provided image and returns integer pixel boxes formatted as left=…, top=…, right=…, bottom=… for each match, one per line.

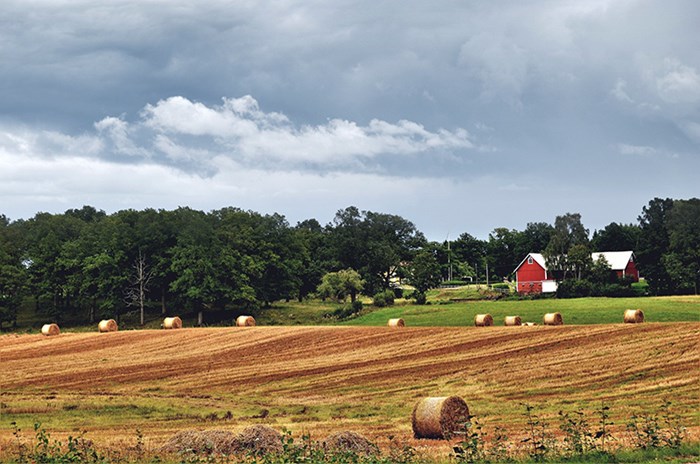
left=474, top=314, right=493, bottom=327
left=387, top=318, right=405, bottom=327
left=543, top=312, right=563, bottom=326
left=412, top=396, right=470, bottom=439
left=236, top=315, right=256, bottom=327
left=234, top=425, right=283, bottom=455
left=41, top=323, right=60, bottom=336
left=624, top=309, right=644, bottom=323
left=98, top=319, right=118, bottom=332
left=504, top=316, right=522, bottom=326
left=522, top=322, right=538, bottom=326
left=161, top=429, right=237, bottom=455
left=163, top=316, right=182, bottom=329
left=323, top=431, right=377, bottom=456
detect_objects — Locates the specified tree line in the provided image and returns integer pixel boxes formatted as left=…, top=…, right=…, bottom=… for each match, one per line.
left=0, top=198, right=698, bottom=328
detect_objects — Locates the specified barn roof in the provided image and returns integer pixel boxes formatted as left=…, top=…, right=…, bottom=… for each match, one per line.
left=513, top=251, right=635, bottom=273
left=513, top=253, right=547, bottom=272
left=591, top=251, right=634, bottom=271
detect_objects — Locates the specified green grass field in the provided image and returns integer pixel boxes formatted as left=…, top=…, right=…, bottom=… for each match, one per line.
left=343, top=294, right=700, bottom=326
left=252, top=286, right=699, bottom=327
left=10, top=286, right=700, bottom=332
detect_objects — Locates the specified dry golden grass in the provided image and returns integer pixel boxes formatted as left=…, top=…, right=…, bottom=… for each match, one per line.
left=1, top=323, right=698, bottom=455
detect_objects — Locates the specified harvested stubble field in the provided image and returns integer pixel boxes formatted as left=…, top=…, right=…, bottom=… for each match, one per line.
left=0, top=323, right=698, bottom=458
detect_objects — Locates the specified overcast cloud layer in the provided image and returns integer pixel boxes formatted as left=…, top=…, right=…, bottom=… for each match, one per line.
left=1, top=0, right=698, bottom=239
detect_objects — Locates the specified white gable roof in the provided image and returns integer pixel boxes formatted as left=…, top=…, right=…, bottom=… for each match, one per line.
left=513, top=253, right=548, bottom=273
left=528, top=253, right=547, bottom=269
left=591, top=251, right=634, bottom=271
left=514, top=250, right=634, bottom=273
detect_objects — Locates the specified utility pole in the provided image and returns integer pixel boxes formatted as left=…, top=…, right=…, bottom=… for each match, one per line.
left=447, top=234, right=453, bottom=282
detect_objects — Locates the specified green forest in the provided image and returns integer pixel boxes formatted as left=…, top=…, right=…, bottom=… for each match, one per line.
left=0, top=198, right=698, bottom=329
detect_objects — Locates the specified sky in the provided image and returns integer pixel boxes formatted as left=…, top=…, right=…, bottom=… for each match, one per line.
left=1, top=0, right=698, bottom=240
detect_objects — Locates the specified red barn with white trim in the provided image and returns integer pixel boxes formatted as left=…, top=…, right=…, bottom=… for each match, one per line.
left=514, top=251, right=639, bottom=294
left=514, top=253, right=556, bottom=294
left=591, top=251, right=639, bottom=281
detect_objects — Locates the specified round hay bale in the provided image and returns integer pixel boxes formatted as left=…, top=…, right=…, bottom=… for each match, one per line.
left=543, top=312, right=563, bottom=326
left=504, top=316, right=522, bottom=326
left=163, top=316, right=182, bottom=329
left=323, top=431, right=377, bottom=456
left=624, top=309, right=644, bottom=323
left=522, top=322, right=538, bottom=326
left=98, top=319, right=118, bottom=333
left=234, top=425, right=283, bottom=455
left=236, top=315, right=256, bottom=327
left=41, top=323, right=60, bottom=336
left=412, top=396, right=470, bottom=439
left=161, top=429, right=237, bottom=455
left=474, top=314, right=493, bottom=327
left=387, top=318, right=405, bottom=327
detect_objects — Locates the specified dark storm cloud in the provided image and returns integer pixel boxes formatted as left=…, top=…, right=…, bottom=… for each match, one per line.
left=1, top=0, right=698, bottom=238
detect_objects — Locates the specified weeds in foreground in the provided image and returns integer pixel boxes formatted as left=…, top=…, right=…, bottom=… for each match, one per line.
left=625, top=399, right=687, bottom=450
left=10, top=421, right=108, bottom=463
left=452, top=418, right=487, bottom=463
left=558, top=409, right=596, bottom=455
left=5, top=401, right=695, bottom=463
left=452, top=401, right=693, bottom=463
left=522, top=403, right=556, bottom=461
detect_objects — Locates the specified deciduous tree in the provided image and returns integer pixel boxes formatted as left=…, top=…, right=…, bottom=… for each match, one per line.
left=409, top=249, right=442, bottom=303
left=317, top=269, right=364, bottom=302
left=544, top=213, right=589, bottom=280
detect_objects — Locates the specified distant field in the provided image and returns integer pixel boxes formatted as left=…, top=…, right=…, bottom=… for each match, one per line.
left=1, top=323, right=698, bottom=459
left=12, top=290, right=700, bottom=331
left=343, top=295, right=700, bottom=326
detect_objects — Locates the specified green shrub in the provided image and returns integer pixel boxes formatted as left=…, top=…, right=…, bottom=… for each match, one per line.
left=557, top=279, right=594, bottom=298
left=373, top=290, right=395, bottom=307
left=595, top=283, right=636, bottom=297
left=631, top=280, right=650, bottom=296
left=413, top=291, right=427, bottom=305
left=324, top=301, right=363, bottom=320
left=351, top=300, right=364, bottom=313
left=373, top=293, right=387, bottom=308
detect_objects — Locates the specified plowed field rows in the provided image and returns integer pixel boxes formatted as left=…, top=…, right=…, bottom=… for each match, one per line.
left=1, top=323, right=698, bottom=454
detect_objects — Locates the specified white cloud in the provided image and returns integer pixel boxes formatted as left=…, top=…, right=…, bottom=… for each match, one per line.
left=0, top=95, right=477, bottom=175
left=0, top=134, right=491, bottom=238
left=656, top=58, right=700, bottom=104
left=139, top=95, right=474, bottom=165
left=617, top=143, right=683, bottom=159
left=611, top=79, right=634, bottom=103
left=0, top=127, right=104, bottom=160
left=618, top=143, right=657, bottom=156
left=95, top=116, right=148, bottom=157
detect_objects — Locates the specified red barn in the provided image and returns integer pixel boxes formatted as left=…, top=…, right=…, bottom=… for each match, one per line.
left=591, top=251, right=639, bottom=281
left=514, top=251, right=639, bottom=294
left=514, top=253, right=557, bottom=294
